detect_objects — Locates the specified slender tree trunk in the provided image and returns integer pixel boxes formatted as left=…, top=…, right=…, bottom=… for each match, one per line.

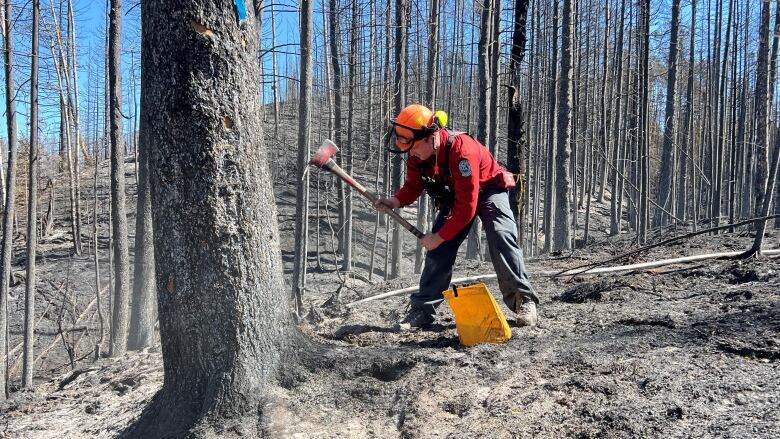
left=329, top=0, right=346, bottom=255
left=0, top=0, right=20, bottom=401
left=487, top=0, right=501, bottom=154
left=554, top=0, right=574, bottom=252
left=390, top=0, right=409, bottom=278
left=67, top=0, right=83, bottom=246
left=543, top=0, right=559, bottom=252
left=466, top=0, right=493, bottom=260
left=678, top=0, right=696, bottom=223
left=610, top=0, right=626, bottom=235
left=753, top=0, right=772, bottom=220
left=108, top=0, right=130, bottom=357
left=507, top=0, right=531, bottom=245
left=657, top=0, right=681, bottom=227
left=23, top=0, right=40, bottom=390
left=292, top=0, right=313, bottom=313
left=415, top=0, right=440, bottom=273
left=343, top=0, right=358, bottom=272
left=128, top=49, right=156, bottom=350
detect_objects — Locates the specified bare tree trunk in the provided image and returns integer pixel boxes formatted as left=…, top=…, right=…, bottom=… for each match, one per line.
left=390, top=0, right=409, bottom=278
left=23, top=0, right=40, bottom=390
left=656, top=0, right=681, bottom=227
left=67, top=0, right=83, bottom=246
left=292, top=0, right=313, bottom=313
left=677, top=0, right=696, bottom=223
left=553, top=0, right=574, bottom=252
left=128, top=53, right=156, bottom=350
left=126, top=2, right=302, bottom=435
left=543, top=0, right=559, bottom=252
left=0, top=0, right=20, bottom=400
left=328, top=0, right=346, bottom=255
left=507, top=0, right=531, bottom=245
left=487, top=0, right=501, bottom=154
left=753, top=0, right=772, bottom=220
left=343, top=0, right=358, bottom=273
left=467, top=0, right=493, bottom=260
left=415, top=0, right=440, bottom=273
left=609, top=0, right=626, bottom=235
left=108, top=0, right=130, bottom=357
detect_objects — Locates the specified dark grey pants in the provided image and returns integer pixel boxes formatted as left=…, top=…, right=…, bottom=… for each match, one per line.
left=412, top=187, right=538, bottom=317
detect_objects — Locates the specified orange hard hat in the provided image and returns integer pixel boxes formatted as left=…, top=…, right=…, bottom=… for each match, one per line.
left=390, top=104, right=435, bottom=152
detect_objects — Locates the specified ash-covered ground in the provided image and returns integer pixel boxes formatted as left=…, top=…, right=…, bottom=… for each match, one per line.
left=1, top=156, right=778, bottom=438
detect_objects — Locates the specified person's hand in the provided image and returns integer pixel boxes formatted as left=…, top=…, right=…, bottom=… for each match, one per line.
left=374, top=197, right=400, bottom=213
left=420, top=233, right=445, bottom=251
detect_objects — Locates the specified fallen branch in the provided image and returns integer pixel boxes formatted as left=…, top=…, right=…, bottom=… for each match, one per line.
left=345, top=249, right=780, bottom=307
left=555, top=215, right=780, bottom=278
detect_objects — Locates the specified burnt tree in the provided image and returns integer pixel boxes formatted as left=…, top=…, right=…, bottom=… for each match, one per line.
left=126, top=1, right=304, bottom=436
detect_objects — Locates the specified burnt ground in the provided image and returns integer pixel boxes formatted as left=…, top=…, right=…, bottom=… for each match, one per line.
left=1, top=152, right=779, bottom=438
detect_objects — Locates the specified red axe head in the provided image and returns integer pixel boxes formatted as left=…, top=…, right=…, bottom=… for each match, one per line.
left=310, top=140, right=339, bottom=167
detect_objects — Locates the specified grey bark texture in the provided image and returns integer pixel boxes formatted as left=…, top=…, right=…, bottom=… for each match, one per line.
left=467, top=0, right=493, bottom=260
left=753, top=0, right=772, bottom=220
left=506, top=0, right=530, bottom=244
left=553, top=0, right=574, bottom=252
left=125, top=1, right=302, bottom=436
left=128, top=75, right=156, bottom=351
left=293, top=0, right=313, bottom=314
left=108, top=0, right=130, bottom=357
left=677, top=0, right=695, bottom=222
left=391, top=0, right=409, bottom=279
left=656, top=0, right=680, bottom=227
left=23, top=0, right=40, bottom=390
left=0, top=0, right=20, bottom=401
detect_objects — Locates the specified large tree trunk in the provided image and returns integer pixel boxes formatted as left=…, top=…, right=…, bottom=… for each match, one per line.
left=128, top=74, right=156, bottom=351
left=0, top=0, right=20, bottom=401
left=108, top=0, right=130, bottom=357
left=127, top=1, right=300, bottom=436
left=23, top=0, right=40, bottom=390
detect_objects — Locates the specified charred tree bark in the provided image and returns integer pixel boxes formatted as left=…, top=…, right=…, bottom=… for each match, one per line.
left=390, top=0, right=409, bottom=278
left=108, top=0, right=130, bottom=357
left=128, top=70, right=156, bottom=351
left=0, top=0, right=20, bottom=400
left=656, top=0, right=680, bottom=227
left=23, top=0, right=41, bottom=390
left=506, top=0, right=530, bottom=245
left=543, top=0, right=559, bottom=253
left=677, top=0, right=696, bottom=223
left=292, top=0, right=313, bottom=313
left=126, top=1, right=303, bottom=436
left=753, top=0, right=772, bottom=221
left=467, top=0, right=493, bottom=260
left=553, top=0, right=574, bottom=252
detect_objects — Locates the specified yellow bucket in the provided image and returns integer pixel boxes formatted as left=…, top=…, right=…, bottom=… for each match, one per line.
left=442, top=283, right=512, bottom=346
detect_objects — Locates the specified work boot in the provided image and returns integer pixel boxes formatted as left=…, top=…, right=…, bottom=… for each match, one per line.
left=394, top=307, right=435, bottom=331
left=515, top=297, right=538, bottom=327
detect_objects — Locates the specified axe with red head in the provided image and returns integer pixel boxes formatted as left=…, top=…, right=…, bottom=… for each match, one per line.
left=310, top=140, right=424, bottom=239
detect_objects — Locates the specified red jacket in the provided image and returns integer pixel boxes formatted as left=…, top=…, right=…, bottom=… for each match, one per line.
left=394, top=130, right=515, bottom=241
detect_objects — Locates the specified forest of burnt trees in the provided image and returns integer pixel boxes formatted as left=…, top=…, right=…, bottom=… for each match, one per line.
left=0, top=0, right=777, bottom=433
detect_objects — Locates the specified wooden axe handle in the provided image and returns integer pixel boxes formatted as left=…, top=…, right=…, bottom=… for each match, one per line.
left=322, top=159, right=424, bottom=239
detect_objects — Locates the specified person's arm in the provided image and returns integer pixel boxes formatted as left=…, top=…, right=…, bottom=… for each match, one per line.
left=436, top=141, right=480, bottom=241
left=393, top=156, right=425, bottom=207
